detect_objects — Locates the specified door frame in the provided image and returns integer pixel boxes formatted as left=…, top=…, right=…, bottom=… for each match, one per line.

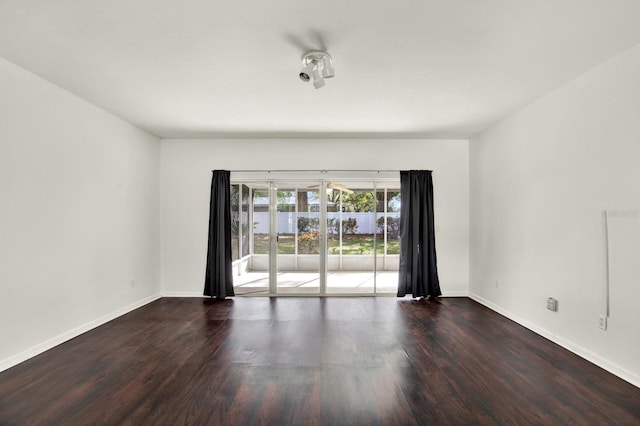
left=231, top=176, right=400, bottom=296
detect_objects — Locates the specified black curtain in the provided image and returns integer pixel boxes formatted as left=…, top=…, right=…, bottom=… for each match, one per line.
left=397, top=170, right=441, bottom=298
left=204, top=170, right=235, bottom=299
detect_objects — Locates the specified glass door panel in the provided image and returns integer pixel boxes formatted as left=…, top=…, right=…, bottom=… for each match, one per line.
left=276, top=182, right=320, bottom=294
left=326, top=181, right=376, bottom=294
left=375, top=184, right=401, bottom=294
left=231, top=182, right=270, bottom=295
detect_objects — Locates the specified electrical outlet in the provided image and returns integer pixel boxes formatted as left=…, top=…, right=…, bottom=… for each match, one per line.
left=546, top=298, right=558, bottom=312
left=598, top=315, right=607, bottom=330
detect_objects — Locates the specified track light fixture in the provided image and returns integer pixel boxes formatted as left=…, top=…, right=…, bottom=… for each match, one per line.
left=299, top=61, right=315, bottom=82
left=299, top=51, right=334, bottom=89
left=321, top=55, right=335, bottom=78
left=311, top=67, right=325, bottom=89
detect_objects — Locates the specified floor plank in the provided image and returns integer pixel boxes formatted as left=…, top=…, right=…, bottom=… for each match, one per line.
left=0, top=297, right=638, bottom=425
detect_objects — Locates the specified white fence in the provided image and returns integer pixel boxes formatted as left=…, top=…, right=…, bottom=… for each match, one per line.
left=252, top=212, right=400, bottom=234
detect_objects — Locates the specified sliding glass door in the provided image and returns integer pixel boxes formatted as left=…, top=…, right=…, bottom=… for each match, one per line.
left=275, top=183, right=321, bottom=294
left=375, top=183, right=401, bottom=294
left=229, top=182, right=270, bottom=295
left=230, top=179, right=400, bottom=296
left=326, top=181, right=377, bottom=294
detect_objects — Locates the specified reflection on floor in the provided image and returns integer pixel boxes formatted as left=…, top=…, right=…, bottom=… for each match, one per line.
left=233, top=271, right=398, bottom=295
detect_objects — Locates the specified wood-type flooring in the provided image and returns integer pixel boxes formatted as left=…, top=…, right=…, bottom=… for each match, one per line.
left=1, top=297, right=639, bottom=425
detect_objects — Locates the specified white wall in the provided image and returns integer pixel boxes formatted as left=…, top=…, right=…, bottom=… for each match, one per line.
left=470, top=44, right=640, bottom=386
left=161, top=139, right=469, bottom=296
left=0, top=58, right=161, bottom=370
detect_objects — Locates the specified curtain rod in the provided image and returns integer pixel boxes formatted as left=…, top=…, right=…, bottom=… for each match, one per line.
left=221, top=169, right=402, bottom=173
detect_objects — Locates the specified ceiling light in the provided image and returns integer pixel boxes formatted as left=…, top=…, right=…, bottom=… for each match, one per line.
left=299, top=51, right=334, bottom=89
left=299, top=61, right=315, bottom=82
left=321, top=56, right=335, bottom=78
left=312, top=67, right=325, bottom=89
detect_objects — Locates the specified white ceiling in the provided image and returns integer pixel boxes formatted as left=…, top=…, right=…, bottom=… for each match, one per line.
left=1, top=0, right=640, bottom=139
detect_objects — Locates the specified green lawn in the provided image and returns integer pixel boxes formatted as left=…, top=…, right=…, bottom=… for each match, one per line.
left=253, top=234, right=399, bottom=255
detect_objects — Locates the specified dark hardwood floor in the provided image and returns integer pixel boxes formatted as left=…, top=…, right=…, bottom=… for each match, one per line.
left=1, top=297, right=639, bottom=425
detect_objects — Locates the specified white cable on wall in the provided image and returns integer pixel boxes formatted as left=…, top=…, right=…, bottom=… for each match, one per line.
left=603, top=208, right=640, bottom=319
left=602, top=210, right=611, bottom=318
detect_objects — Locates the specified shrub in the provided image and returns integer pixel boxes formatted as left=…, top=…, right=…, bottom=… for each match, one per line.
left=327, top=218, right=339, bottom=235
left=342, top=218, right=358, bottom=234
left=297, top=217, right=320, bottom=233
left=298, top=231, right=319, bottom=253
left=377, top=216, right=400, bottom=238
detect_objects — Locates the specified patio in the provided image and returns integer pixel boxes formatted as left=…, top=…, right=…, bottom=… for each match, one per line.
left=233, top=270, right=399, bottom=295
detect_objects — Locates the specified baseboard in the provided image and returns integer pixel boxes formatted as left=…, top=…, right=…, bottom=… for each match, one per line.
left=469, top=292, right=640, bottom=389
left=162, top=292, right=207, bottom=298
left=441, top=291, right=469, bottom=298
left=0, top=293, right=162, bottom=373
left=162, top=291, right=470, bottom=298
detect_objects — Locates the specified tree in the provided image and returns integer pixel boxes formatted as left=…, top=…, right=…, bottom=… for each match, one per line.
left=277, top=191, right=294, bottom=211
left=342, top=191, right=376, bottom=212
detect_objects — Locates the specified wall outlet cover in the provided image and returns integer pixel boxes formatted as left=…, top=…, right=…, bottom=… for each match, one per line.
left=598, top=315, right=608, bottom=330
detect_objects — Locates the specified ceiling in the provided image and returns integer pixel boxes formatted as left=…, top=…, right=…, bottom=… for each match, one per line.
left=1, top=0, right=640, bottom=139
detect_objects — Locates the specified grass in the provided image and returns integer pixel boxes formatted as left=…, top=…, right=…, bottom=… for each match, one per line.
left=253, top=234, right=399, bottom=255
